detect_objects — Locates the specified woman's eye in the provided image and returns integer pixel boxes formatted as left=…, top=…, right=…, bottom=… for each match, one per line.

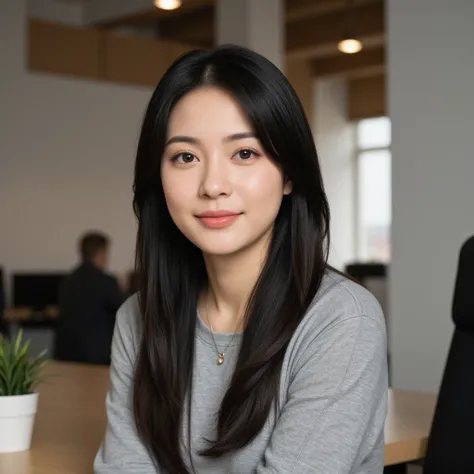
left=173, top=152, right=197, bottom=164
left=234, top=149, right=256, bottom=160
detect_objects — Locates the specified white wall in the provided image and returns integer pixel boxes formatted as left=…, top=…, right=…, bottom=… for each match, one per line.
left=0, top=1, right=153, bottom=302
left=388, top=0, right=474, bottom=392
left=315, top=78, right=356, bottom=270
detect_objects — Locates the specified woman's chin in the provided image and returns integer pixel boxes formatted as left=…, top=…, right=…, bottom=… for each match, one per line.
left=186, top=227, right=274, bottom=259
left=191, top=235, right=253, bottom=258
left=199, top=243, right=247, bottom=257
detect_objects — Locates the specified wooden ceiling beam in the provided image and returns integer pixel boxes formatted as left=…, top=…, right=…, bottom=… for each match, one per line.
left=286, top=0, right=380, bottom=23
left=94, top=0, right=214, bottom=27
left=348, top=73, right=386, bottom=119
left=156, top=1, right=385, bottom=59
left=286, top=1, right=385, bottom=58
left=157, top=6, right=214, bottom=47
left=95, top=0, right=385, bottom=61
left=312, top=46, right=385, bottom=78
left=95, top=0, right=374, bottom=27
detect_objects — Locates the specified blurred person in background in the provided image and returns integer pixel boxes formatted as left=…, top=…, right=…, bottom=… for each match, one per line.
left=55, top=231, right=125, bottom=365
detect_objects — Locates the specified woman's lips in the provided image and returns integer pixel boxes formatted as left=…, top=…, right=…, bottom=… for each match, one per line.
left=196, top=211, right=242, bottom=229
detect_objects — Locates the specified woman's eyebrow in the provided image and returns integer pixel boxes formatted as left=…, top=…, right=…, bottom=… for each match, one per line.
left=165, top=136, right=201, bottom=146
left=165, top=132, right=256, bottom=146
left=224, top=132, right=257, bottom=142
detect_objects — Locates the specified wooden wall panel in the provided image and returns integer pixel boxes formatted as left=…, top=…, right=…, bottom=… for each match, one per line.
left=28, top=19, right=102, bottom=80
left=313, top=47, right=385, bottom=79
left=103, top=34, right=196, bottom=87
left=348, top=73, right=386, bottom=120
left=28, top=20, right=197, bottom=88
left=286, top=57, right=314, bottom=123
left=27, top=19, right=387, bottom=122
left=103, top=33, right=168, bottom=87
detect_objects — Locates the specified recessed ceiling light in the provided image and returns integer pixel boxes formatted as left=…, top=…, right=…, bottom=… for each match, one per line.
left=154, top=0, right=182, bottom=10
left=338, top=38, right=363, bottom=54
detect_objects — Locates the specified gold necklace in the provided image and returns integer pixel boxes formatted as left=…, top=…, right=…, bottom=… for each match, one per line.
left=205, top=296, right=239, bottom=366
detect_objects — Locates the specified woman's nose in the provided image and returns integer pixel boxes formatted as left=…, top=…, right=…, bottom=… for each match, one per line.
left=198, top=158, right=232, bottom=199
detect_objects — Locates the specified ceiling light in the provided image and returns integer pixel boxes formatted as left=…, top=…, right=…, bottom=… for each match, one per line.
left=338, top=38, right=363, bottom=54
left=338, top=0, right=362, bottom=54
left=154, top=0, right=182, bottom=10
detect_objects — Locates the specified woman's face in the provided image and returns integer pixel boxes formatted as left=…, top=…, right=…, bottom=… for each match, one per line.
left=161, top=86, right=292, bottom=257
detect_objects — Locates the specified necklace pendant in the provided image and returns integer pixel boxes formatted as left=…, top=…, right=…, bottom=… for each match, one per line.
left=217, top=353, right=225, bottom=365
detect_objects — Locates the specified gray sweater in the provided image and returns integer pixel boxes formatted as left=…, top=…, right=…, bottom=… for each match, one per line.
left=94, top=271, right=388, bottom=473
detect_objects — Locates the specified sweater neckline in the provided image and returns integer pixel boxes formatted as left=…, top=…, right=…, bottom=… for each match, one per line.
left=196, top=310, right=243, bottom=348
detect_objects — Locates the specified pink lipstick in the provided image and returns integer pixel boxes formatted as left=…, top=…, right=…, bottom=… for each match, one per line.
left=196, top=210, right=242, bottom=229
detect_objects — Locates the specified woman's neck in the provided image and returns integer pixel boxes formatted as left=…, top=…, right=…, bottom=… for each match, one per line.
left=201, top=238, right=270, bottom=334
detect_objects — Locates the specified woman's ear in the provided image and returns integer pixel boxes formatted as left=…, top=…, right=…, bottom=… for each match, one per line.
left=283, top=178, right=293, bottom=195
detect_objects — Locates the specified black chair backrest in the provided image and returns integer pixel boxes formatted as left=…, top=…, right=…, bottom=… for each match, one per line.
left=345, top=262, right=387, bottom=283
left=424, top=235, right=474, bottom=474
left=345, top=261, right=388, bottom=317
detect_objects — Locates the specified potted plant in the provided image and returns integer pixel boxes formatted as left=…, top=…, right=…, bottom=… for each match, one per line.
left=0, top=330, right=47, bottom=453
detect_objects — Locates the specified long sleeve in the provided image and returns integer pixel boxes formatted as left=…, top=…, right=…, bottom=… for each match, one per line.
left=94, top=297, right=159, bottom=473
left=254, top=313, right=388, bottom=474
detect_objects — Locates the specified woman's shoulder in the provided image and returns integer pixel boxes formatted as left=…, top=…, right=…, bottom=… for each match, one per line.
left=288, top=269, right=387, bottom=357
left=116, top=292, right=142, bottom=324
left=314, top=269, right=385, bottom=325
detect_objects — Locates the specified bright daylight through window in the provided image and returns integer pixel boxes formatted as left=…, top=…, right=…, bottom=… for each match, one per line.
left=356, top=117, right=391, bottom=263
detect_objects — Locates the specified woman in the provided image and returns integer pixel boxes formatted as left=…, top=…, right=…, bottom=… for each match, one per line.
left=94, top=45, right=388, bottom=474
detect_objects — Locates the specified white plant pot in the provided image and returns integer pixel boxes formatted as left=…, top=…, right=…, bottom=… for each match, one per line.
left=0, top=393, right=39, bottom=453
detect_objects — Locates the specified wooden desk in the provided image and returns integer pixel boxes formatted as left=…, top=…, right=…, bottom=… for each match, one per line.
left=384, top=389, right=437, bottom=466
left=0, top=363, right=108, bottom=474
left=4, top=307, right=59, bottom=324
left=0, top=362, right=437, bottom=474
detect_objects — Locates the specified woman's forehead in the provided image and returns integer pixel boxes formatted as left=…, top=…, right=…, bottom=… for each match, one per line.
left=167, top=87, right=255, bottom=139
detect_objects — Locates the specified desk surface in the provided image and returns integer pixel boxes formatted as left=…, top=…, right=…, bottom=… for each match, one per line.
left=0, top=362, right=437, bottom=474
left=4, top=307, right=59, bottom=323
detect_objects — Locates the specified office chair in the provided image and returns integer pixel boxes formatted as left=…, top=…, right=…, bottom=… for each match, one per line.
left=423, top=235, right=474, bottom=474
left=345, top=262, right=387, bottom=281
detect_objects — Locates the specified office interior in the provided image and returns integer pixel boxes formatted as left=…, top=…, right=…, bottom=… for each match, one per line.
left=0, top=0, right=473, bottom=473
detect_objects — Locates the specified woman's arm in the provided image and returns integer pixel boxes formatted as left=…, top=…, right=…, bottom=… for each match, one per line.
left=94, top=297, right=159, bottom=473
left=254, top=312, right=388, bottom=474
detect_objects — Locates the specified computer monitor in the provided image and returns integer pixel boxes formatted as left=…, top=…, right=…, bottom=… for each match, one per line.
left=12, top=273, right=67, bottom=310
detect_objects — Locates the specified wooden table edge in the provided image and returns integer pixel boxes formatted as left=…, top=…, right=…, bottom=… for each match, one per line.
left=384, top=435, right=429, bottom=466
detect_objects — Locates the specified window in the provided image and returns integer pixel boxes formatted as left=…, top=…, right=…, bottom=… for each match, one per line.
left=356, top=117, right=391, bottom=262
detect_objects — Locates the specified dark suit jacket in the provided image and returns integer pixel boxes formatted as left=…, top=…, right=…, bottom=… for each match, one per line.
left=55, top=262, right=125, bottom=365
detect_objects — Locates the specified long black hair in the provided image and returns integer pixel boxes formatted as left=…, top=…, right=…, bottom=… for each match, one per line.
left=132, top=44, right=330, bottom=473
